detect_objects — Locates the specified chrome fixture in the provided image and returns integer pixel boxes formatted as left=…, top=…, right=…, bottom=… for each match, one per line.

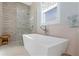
left=40, top=25, right=48, bottom=34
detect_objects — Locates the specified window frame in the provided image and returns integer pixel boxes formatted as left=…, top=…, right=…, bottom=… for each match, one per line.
left=40, top=3, right=60, bottom=25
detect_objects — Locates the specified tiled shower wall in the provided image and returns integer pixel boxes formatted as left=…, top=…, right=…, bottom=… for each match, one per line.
left=16, top=3, right=31, bottom=45
left=0, top=3, right=3, bottom=35
left=3, top=2, right=16, bottom=42
left=2, top=2, right=31, bottom=45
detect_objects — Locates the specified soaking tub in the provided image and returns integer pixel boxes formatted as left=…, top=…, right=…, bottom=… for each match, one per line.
left=23, top=34, right=69, bottom=56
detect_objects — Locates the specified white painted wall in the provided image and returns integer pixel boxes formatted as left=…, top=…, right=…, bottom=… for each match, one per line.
left=59, top=2, right=79, bottom=25
left=57, top=2, right=79, bottom=56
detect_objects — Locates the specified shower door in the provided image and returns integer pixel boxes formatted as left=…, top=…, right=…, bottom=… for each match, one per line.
left=16, top=3, right=32, bottom=45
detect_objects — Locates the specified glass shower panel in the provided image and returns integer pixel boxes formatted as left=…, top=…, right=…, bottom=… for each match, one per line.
left=16, top=3, right=32, bottom=45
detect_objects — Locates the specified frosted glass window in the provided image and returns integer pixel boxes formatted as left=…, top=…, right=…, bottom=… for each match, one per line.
left=40, top=3, right=60, bottom=25
left=45, top=7, right=57, bottom=24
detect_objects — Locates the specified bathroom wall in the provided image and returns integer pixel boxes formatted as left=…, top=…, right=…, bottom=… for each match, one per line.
left=35, top=2, right=79, bottom=56
left=3, top=2, right=17, bottom=42
left=30, top=3, right=38, bottom=33
left=0, top=3, right=3, bottom=35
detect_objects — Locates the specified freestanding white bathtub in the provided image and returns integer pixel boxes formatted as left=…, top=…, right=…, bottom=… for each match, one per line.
left=23, top=34, right=69, bottom=56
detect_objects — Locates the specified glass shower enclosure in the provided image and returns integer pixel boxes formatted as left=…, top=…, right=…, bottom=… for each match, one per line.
left=16, top=3, right=32, bottom=45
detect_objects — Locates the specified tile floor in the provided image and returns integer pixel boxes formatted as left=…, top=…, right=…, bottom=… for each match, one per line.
left=0, top=41, right=69, bottom=56
left=0, top=41, right=30, bottom=56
